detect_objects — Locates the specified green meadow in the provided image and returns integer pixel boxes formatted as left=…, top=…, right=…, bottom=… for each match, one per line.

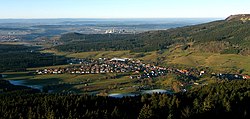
left=2, top=71, right=138, bottom=94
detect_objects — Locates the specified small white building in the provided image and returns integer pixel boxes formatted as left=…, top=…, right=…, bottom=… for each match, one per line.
left=110, top=58, right=128, bottom=62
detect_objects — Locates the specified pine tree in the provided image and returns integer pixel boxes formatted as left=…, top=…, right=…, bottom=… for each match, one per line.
left=111, top=106, right=120, bottom=118
left=138, top=104, right=153, bottom=119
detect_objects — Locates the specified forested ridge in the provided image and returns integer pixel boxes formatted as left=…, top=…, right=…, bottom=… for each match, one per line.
left=55, top=17, right=250, bottom=54
left=0, top=79, right=249, bottom=119
left=0, top=44, right=67, bottom=72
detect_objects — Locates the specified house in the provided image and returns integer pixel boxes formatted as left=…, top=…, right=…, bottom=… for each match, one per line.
left=76, top=71, right=81, bottom=74
left=217, top=73, right=243, bottom=80
left=200, top=71, right=205, bottom=76
left=130, top=76, right=137, bottom=79
left=37, top=71, right=43, bottom=74
left=243, top=75, right=250, bottom=79
left=178, top=69, right=189, bottom=75
left=194, top=82, right=199, bottom=85
left=110, top=58, right=128, bottom=62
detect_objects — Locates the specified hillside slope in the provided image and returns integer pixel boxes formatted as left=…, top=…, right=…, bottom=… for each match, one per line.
left=54, top=14, right=250, bottom=54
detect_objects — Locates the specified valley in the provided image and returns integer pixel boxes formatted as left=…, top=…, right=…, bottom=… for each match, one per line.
left=0, top=14, right=250, bottom=118
left=2, top=42, right=250, bottom=96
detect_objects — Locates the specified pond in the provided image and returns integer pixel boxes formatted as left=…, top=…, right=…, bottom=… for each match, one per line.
left=8, top=80, right=43, bottom=92
left=108, top=93, right=138, bottom=98
left=142, top=89, right=173, bottom=95
left=108, top=89, right=173, bottom=98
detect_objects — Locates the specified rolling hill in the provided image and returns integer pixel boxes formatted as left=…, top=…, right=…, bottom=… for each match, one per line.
left=54, top=14, right=250, bottom=55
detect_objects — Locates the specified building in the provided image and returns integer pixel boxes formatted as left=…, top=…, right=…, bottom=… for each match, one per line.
left=110, top=58, right=128, bottom=62
left=243, top=75, right=250, bottom=79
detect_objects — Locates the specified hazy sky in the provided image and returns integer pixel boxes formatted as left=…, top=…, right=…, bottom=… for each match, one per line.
left=0, top=0, right=249, bottom=18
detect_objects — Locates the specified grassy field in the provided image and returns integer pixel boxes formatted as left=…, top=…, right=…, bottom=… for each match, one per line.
left=166, top=51, right=250, bottom=74
left=41, top=49, right=132, bottom=59
left=67, top=50, right=131, bottom=59
left=40, top=49, right=69, bottom=56
left=3, top=70, right=173, bottom=95
left=28, top=64, right=71, bottom=71
left=2, top=71, right=138, bottom=94
left=41, top=49, right=158, bottom=62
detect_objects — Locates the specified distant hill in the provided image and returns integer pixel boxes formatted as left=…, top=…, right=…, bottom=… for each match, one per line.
left=55, top=14, right=250, bottom=54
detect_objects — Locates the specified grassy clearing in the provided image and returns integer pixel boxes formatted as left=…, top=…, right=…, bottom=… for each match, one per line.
left=28, top=64, right=71, bottom=71
left=42, top=49, right=132, bottom=59
left=41, top=49, right=159, bottom=61
left=69, top=75, right=136, bottom=94
left=40, top=49, right=69, bottom=56
left=139, top=52, right=158, bottom=62
left=165, top=48, right=250, bottom=74
left=0, top=42, right=31, bottom=45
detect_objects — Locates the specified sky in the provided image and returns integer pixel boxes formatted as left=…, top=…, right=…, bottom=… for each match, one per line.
left=0, top=0, right=249, bottom=19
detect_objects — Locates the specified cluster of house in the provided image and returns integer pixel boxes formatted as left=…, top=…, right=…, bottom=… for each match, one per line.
left=174, top=69, right=205, bottom=76
left=104, top=29, right=130, bottom=34
left=38, top=57, right=203, bottom=80
left=37, top=58, right=145, bottom=75
left=129, top=63, right=208, bottom=79
left=213, top=73, right=250, bottom=80
left=36, top=57, right=250, bottom=81
left=36, top=58, right=204, bottom=81
left=129, top=65, right=168, bottom=79
left=0, top=35, right=20, bottom=41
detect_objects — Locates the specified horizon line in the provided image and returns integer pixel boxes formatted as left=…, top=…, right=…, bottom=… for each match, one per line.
left=0, top=17, right=224, bottom=20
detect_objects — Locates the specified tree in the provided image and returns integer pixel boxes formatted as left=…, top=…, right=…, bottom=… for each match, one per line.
left=111, top=106, right=120, bottom=118
left=138, top=104, right=153, bottom=119
left=181, top=106, right=192, bottom=118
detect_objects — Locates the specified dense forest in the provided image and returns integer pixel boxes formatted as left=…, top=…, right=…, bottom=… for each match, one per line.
left=0, top=44, right=67, bottom=72
left=0, top=80, right=40, bottom=94
left=0, top=79, right=249, bottom=119
left=55, top=32, right=173, bottom=52
left=55, top=18, right=250, bottom=54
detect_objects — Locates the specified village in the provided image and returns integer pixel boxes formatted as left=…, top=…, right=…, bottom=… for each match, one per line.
left=35, top=57, right=250, bottom=82
left=36, top=57, right=168, bottom=78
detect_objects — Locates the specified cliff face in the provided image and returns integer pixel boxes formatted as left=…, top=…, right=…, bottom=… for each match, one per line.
left=226, top=14, right=250, bottom=22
